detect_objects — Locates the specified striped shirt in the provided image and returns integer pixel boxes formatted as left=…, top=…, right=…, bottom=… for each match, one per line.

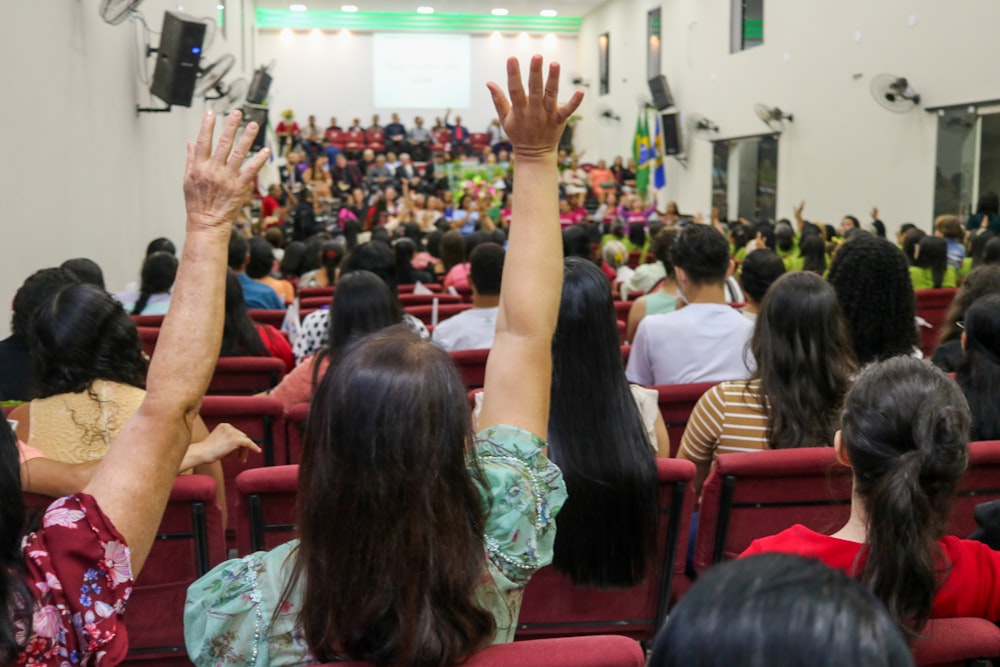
left=678, top=379, right=770, bottom=462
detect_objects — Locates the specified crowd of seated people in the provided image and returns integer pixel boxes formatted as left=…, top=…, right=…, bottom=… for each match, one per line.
left=7, top=56, right=1000, bottom=667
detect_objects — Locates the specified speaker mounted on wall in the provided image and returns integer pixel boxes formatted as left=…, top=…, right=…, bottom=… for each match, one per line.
left=149, top=11, right=206, bottom=107
left=648, top=75, right=675, bottom=111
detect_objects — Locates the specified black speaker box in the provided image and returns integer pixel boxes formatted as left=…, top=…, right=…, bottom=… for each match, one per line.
left=648, top=75, right=674, bottom=111
left=150, top=11, right=206, bottom=107
left=241, top=105, right=269, bottom=152
left=247, top=69, right=273, bottom=105
left=660, top=112, right=682, bottom=155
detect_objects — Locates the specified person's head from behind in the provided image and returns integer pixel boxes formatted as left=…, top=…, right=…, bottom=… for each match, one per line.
left=934, top=215, right=964, bottom=242
left=264, top=227, right=284, bottom=250
left=977, top=191, right=999, bottom=216
left=984, top=236, right=1000, bottom=266
left=914, top=236, right=949, bottom=287
left=837, top=356, right=970, bottom=638
left=827, top=234, right=917, bottom=364
left=969, top=230, right=995, bottom=267
left=318, top=240, right=345, bottom=284
left=31, top=283, right=146, bottom=398
left=246, top=237, right=277, bottom=280
left=799, top=232, right=828, bottom=275
left=562, top=224, right=592, bottom=260
left=146, top=237, right=176, bottom=257
left=957, top=293, right=1000, bottom=440
left=670, top=224, right=732, bottom=295
left=901, top=227, right=926, bottom=265
left=227, top=230, right=249, bottom=272
left=601, top=240, right=628, bottom=271
left=627, top=222, right=646, bottom=249
left=279, top=241, right=307, bottom=277
left=221, top=270, right=267, bottom=357
left=60, top=258, right=105, bottom=290
left=751, top=221, right=775, bottom=250
left=439, top=230, right=466, bottom=272
left=939, top=265, right=1000, bottom=345
left=468, top=243, right=505, bottom=298
left=341, top=240, right=397, bottom=292
left=739, top=248, right=785, bottom=309
left=295, top=326, right=494, bottom=664
left=650, top=227, right=678, bottom=278
left=774, top=222, right=795, bottom=253
left=10, top=268, right=79, bottom=343
left=729, top=223, right=749, bottom=253
left=327, top=271, right=403, bottom=360
left=132, top=252, right=178, bottom=315
left=649, top=553, right=913, bottom=667
left=752, top=271, right=856, bottom=449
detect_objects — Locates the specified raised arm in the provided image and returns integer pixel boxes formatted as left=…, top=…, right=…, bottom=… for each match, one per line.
left=83, top=111, right=268, bottom=574
left=478, top=56, right=583, bottom=438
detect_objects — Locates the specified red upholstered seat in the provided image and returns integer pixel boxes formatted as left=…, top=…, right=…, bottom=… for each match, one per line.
left=693, top=447, right=852, bottom=573
left=651, top=382, right=717, bottom=457
left=449, top=348, right=490, bottom=389
left=366, top=129, right=386, bottom=152
left=620, top=344, right=631, bottom=365
left=916, top=288, right=958, bottom=358
left=137, top=326, right=159, bottom=357
left=325, top=129, right=346, bottom=149
left=344, top=130, right=367, bottom=154
left=398, top=282, right=442, bottom=293
left=235, top=465, right=299, bottom=555
left=131, top=314, right=165, bottom=328
left=405, top=303, right=473, bottom=326
left=397, top=292, right=463, bottom=306
left=912, top=618, right=1000, bottom=666
left=515, top=459, right=696, bottom=642
left=209, top=356, right=286, bottom=395
left=453, top=285, right=474, bottom=303
left=431, top=129, right=450, bottom=152
left=299, top=296, right=331, bottom=310
left=298, top=286, right=334, bottom=299
left=470, top=132, right=490, bottom=150
left=322, top=635, right=644, bottom=667
left=613, top=300, right=632, bottom=323
left=284, top=401, right=311, bottom=465
left=627, top=251, right=642, bottom=269
left=247, top=308, right=286, bottom=329
left=950, top=440, right=1000, bottom=538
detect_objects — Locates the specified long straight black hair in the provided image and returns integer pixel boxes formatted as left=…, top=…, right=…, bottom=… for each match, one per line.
left=132, top=251, right=178, bottom=315
left=220, top=271, right=268, bottom=358
left=0, top=423, right=31, bottom=663
left=914, top=236, right=949, bottom=288
left=547, top=257, right=657, bottom=587
left=956, top=293, right=1000, bottom=440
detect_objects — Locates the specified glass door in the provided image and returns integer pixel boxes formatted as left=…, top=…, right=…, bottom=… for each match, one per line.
left=934, top=109, right=1000, bottom=217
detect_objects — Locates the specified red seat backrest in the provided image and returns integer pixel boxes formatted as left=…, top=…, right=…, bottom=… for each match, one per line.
left=367, top=129, right=385, bottom=143
left=298, top=286, right=334, bottom=299
left=652, top=382, right=717, bottom=457
left=515, top=459, right=696, bottom=642
left=470, top=132, right=490, bottom=145
left=694, top=447, right=852, bottom=573
left=397, top=292, right=463, bottom=306
left=235, top=465, right=300, bottom=556
left=209, top=356, right=286, bottom=395
left=627, top=251, right=642, bottom=269
left=433, top=129, right=451, bottom=145
left=299, top=296, right=332, bottom=310
left=398, top=283, right=442, bottom=293
left=326, top=129, right=346, bottom=146
left=911, top=617, right=1000, bottom=666
left=284, top=401, right=311, bottom=465
left=137, top=326, right=159, bottom=358
left=346, top=130, right=366, bottom=145
left=131, top=314, right=165, bottom=328
left=247, top=308, right=286, bottom=329
left=405, top=303, right=473, bottom=326
left=916, top=288, right=958, bottom=357
left=449, top=348, right=490, bottom=389
left=324, top=635, right=645, bottom=667
left=613, top=300, right=632, bottom=323
left=950, top=440, right=1000, bottom=538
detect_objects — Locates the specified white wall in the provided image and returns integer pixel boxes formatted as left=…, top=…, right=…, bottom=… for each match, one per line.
left=574, top=0, right=1000, bottom=232
left=0, top=0, right=254, bottom=338
left=255, top=30, right=578, bottom=138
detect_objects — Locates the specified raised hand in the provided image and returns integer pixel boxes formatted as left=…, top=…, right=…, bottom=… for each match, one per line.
left=871, top=206, right=879, bottom=220
left=793, top=200, right=805, bottom=219
left=184, top=110, right=270, bottom=231
left=487, top=56, right=583, bottom=161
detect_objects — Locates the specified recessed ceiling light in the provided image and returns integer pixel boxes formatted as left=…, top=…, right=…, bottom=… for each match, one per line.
left=416, top=6, right=434, bottom=13
left=289, top=3, right=307, bottom=11
left=217, top=3, right=224, bottom=9
left=341, top=4, right=358, bottom=11
left=540, top=9, right=557, bottom=17
left=491, top=7, right=508, bottom=15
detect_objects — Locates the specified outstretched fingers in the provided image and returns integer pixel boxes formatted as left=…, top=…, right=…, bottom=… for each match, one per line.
left=506, top=57, right=526, bottom=107
left=194, top=111, right=216, bottom=161
left=526, top=55, right=544, bottom=101
left=228, top=121, right=259, bottom=169
left=557, top=91, right=585, bottom=123
left=487, top=82, right=512, bottom=120
left=543, top=62, right=560, bottom=112
left=212, top=110, right=243, bottom=165
left=238, top=144, right=270, bottom=188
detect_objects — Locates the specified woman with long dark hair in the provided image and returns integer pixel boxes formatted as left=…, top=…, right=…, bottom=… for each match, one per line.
left=116, top=251, right=178, bottom=315
left=956, top=293, right=1000, bottom=440
left=799, top=233, right=828, bottom=275
left=931, top=266, right=1000, bottom=372
left=220, top=271, right=294, bottom=371
left=680, top=272, right=857, bottom=490
left=278, top=241, right=308, bottom=279
left=394, top=237, right=434, bottom=286
left=909, top=236, right=956, bottom=289
left=268, top=271, right=403, bottom=409
left=743, top=356, right=1000, bottom=637
left=299, top=240, right=344, bottom=288
left=185, top=55, right=580, bottom=667
left=965, top=191, right=1000, bottom=234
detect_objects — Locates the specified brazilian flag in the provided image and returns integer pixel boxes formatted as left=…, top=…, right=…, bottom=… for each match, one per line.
left=633, top=110, right=651, bottom=197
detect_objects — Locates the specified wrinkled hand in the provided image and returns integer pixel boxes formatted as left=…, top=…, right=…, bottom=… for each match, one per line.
left=184, top=110, right=270, bottom=231
left=487, top=56, right=583, bottom=161
left=192, top=423, right=261, bottom=465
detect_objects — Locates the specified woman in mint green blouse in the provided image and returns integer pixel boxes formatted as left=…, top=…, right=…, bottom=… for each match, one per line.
left=183, top=56, right=582, bottom=667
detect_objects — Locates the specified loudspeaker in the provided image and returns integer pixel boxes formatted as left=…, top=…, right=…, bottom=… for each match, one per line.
left=660, top=112, right=682, bottom=155
left=648, top=75, right=674, bottom=111
left=247, top=68, right=273, bottom=105
left=241, top=105, right=269, bottom=152
left=150, top=11, right=206, bottom=107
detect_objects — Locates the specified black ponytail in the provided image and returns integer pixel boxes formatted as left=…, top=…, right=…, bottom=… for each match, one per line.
left=841, top=357, right=970, bottom=638
left=0, top=423, right=31, bottom=663
left=131, top=252, right=178, bottom=315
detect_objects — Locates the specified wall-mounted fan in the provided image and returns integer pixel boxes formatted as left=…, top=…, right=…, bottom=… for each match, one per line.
left=754, top=103, right=793, bottom=132
left=209, top=78, right=249, bottom=114
left=571, top=75, right=591, bottom=89
left=598, top=106, right=621, bottom=123
left=195, top=54, right=237, bottom=99
left=100, top=0, right=145, bottom=25
left=198, top=16, right=218, bottom=51
left=689, top=113, right=720, bottom=139
left=870, top=74, right=921, bottom=113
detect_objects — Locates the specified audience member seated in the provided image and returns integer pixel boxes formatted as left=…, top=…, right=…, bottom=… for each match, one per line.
left=147, top=236, right=177, bottom=256
left=220, top=271, right=294, bottom=372
left=0, top=268, right=78, bottom=401
left=649, top=554, right=912, bottom=667
left=956, top=293, right=1000, bottom=441
left=901, top=226, right=925, bottom=265
left=965, top=191, right=1000, bottom=235
left=601, top=239, right=633, bottom=288
left=330, top=153, right=363, bottom=199
left=742, top=357, right=1000, bottom=637
left=441, top=229, right=472, bottom=289
left=737, top=248, right=785, bottom=322
left=384, top=112, right=407, bottom=153
left=116, top=251, right=178, bottom=315
left=269, top=271, right=402, bottom=409
left=365, top=154, right=394, bottom=191
left=324, top=115, right=342, bottom=136
left=935, top=214, right=966, bottom=269
left=931, top=266, right=1000, bottom=371
left=228, top=231, right=284, bottom=310
left=798, top=232, right=829, bottom=276
left=679, top=272, right=857, bottom=491
left=626, top=227, right=679, bottom=342
left=433, top=243, right=504, bottom=352
left=909, top=236, right=957, bottom=289
left=393, top=238, right=434, bottom=286
left=299, top=240, right=344, bottom=288
left=184, top=60, right=576, bottom=666
left=450, top=193, right=480, bottom=236
left=60, top=257, right=105, bottom=290
left=288, top=189, right=319, bottom=242
left=278, top=240, right=308, bottom=280
left=247, top=237, right=295, bottom=305
left=588, top=159, right=616, bottom=198
left=444, top=108, right=472, bottom=155
left=302, top=155, right=333, bottom=200
left=827, top=234, right=918, bottom=364
left=627, top=224, right=754, bottom=386
left=396, top=152, right=422, bottom=192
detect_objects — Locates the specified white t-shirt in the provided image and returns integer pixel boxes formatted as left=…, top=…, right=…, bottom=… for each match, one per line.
left=432, top=306, right=499, bottom=352
left=625, top=303, right=755, bottom=386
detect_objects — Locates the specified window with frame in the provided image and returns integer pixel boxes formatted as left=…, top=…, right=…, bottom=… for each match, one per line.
left=731, top=0, right=764, bottom=53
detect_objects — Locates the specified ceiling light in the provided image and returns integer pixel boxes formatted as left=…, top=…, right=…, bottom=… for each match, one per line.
left=540, top=9, right=557, bottom=17
left=217, top=3, right=224, bottom=9
left=416, top=6, right=434, bottom=13
left=341, top=4, right=358, bottom=11
left=289, top=3, right=307, bottom=11
left=491, top=7, right=508, bottom=15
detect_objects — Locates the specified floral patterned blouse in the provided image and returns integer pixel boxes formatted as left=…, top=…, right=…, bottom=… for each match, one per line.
left=16, top=495, right=133, bottom=666
left=183, top=424, right=567, bottom=667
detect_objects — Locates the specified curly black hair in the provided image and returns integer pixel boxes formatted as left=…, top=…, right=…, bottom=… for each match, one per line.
left=827, top=235, right=917, bottom=364
left=10, top=268, right=79, bottom=341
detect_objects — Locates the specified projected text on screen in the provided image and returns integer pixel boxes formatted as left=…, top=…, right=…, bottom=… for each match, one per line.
left=373, top=33, right=472, bottom=109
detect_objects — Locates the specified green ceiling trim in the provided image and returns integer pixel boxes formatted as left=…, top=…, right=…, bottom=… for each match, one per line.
left=255, top=8, right=582, bottom=34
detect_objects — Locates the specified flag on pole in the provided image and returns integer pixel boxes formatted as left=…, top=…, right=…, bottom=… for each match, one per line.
left=652, top=112, right=667, bottom=190
left=633, top=110, right=651, bottom=196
